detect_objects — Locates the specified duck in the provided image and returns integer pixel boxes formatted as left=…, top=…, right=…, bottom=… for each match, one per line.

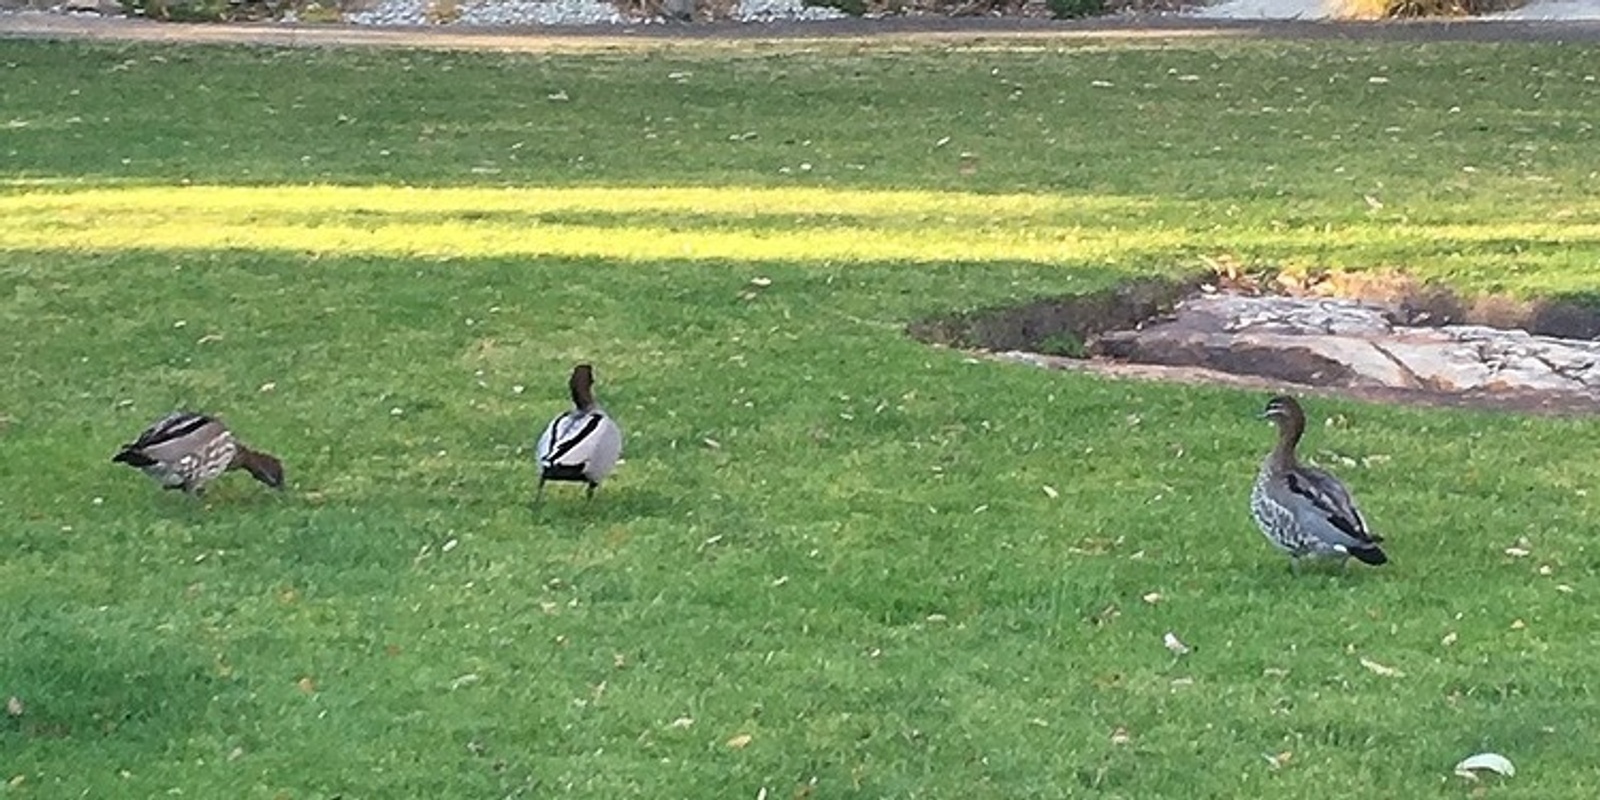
left=534, top=364, right=623, bottom=502
left=1250, top=395, right=1387, bottom=571
left=112, top=411, right=284, bottom=496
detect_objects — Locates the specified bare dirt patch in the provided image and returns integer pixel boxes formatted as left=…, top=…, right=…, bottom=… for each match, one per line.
left=910, top=267, right=1600, bottom=415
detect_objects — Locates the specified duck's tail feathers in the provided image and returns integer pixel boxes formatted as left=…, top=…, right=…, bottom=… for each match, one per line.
left=540, top=463, right=589, bottom=482
left=1349, top=544, right=1388, bottom=566
left=112, top=448, right=156, bottom=467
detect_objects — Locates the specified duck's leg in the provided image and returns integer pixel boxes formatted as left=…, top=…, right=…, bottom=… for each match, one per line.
left=585, top=482, right=597, bottom=502
left=533, top=477, right=547, bottom=505
left=1288, top=555, right=1301, bottom=576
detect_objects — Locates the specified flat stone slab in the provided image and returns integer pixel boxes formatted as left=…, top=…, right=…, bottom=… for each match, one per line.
left=1082, top=291, right=1600, bottom=412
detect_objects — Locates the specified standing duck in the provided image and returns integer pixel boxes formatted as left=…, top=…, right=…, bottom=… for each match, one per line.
left=1250, top=395, right=1387, bottom=571
left=112, top=411, right=285, bottom=496
left=534, top=364, right=623, bottom=503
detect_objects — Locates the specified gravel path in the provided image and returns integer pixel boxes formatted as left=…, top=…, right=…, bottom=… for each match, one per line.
left=3, top=11, right=1600, bottom=50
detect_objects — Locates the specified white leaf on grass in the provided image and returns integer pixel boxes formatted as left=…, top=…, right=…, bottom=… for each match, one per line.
left=1454, top=752, right=1515, bottom=779
left=1163, top=632, right=1190, bottom=655
left=1042, top=485, right=1059, bottom=499
left=1359, top=656, right=1404, bottom=678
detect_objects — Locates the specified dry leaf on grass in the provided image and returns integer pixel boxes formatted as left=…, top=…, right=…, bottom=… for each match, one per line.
left=1163, top=632, right=1190, bottom=655
left=6, top=696, right=22, bottom=717
left=726, top=733, right=753, bottom=749
left=1359, top=657, right=1404, bottom=678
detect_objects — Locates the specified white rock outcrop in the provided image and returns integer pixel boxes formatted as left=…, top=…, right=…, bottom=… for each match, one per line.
left=1094, top=292, right=1600, bottom=397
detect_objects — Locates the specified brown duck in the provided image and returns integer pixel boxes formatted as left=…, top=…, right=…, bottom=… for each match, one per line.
left=113, top=411, right=284, bottom=496
left=1250, top=395, right=1387, bottom=571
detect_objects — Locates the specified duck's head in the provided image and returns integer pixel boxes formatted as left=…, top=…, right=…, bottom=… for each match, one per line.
left=569, top=363, right=597, bottom=407
left=239, top=450, right=286, bottom=490
left=1260, top=394, right=1306, bottom=431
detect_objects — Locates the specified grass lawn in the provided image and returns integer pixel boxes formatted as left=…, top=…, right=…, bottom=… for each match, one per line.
left=2, top=32, right=1600, bottom=798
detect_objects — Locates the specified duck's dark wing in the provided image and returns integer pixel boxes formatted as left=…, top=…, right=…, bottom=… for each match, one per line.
left=1285, top=466, right=1383, bottom=545
left=123, top=411, right=214, bottom=452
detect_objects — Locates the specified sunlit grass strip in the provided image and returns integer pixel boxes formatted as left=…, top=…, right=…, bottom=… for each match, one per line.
left=0, top=184, right=1153, bottom=222
left=0, top=217, right=1175, bottom=263
left=2, top=184, right=1598, bottom=265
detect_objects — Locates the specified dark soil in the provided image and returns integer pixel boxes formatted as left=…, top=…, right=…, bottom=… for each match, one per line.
left=906, top=273, right=1207, bottom=357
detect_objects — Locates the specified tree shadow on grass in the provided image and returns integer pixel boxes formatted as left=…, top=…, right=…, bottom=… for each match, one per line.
left=525, top=485, right=684, bottom=523
left=1, top=624, right=216, bottom=745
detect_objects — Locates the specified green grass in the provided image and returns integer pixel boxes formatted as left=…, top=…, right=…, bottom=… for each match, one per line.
left=2, top=34, right=1600, bottom=798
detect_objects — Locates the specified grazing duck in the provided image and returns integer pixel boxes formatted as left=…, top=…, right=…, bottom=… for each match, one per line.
left=1250, top=395, right=1387, bottom=571
left=112, top=411, right=284, bottom=496
left=534, top=364, right=623, bottom=503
